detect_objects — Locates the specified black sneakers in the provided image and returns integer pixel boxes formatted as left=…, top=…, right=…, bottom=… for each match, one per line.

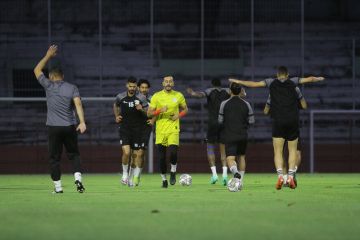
left=52, top=189, right=63, bottom=194
left=234, top=172, right=241, bottom=179
left=162, top=180, right=168, bottom=188
left=170, top=172, right=176, bottom=185
left=75, top=180, right=85, bottom=193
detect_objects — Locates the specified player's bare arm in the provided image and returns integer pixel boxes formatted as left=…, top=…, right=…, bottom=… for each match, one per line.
left=147, top=116, right=157, bottom=126
left=229, top=78, right=266, bottom=88
left=264, top=104, right=270, bottom=115
left=113, top=103, right=122, bottom=123
left=73, top=97, right=86, bottom=134
left=171, top=104, right=188, bottom=121
left=299, top=76, right=325, bottom=84
left=187, top=88, right=206, bottom=98
left=34, top=45, right=58, bottom=79
left=300, top=98, right=307, bottom=109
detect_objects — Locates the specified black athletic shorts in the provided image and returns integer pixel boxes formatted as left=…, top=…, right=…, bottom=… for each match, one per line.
left=119, top=125, right=146, bottom=150
left=272, top=119, right=299, bottom=141
left=141, top=125, right=153, bottom=149
left=225, top=140, right=247, bottom=157
left=206, top=123, right=224, bottom=144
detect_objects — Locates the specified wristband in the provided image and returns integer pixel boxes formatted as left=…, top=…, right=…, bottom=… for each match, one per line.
left=179, top=111, right=186, bottom=118
left=153, top=109, right=161, bottom=116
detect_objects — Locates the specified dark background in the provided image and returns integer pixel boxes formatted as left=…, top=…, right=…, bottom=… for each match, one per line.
left=0, top=0, right=359, bottom=173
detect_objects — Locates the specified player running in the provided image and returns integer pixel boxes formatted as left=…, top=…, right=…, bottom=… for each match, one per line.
left=230, top=66, right=324, bottom=189
left=113, top=77, right=149, bottom=186
left=218, top=82, right=254, bottom=188
left=128, top=79, right=155, bottom=187
left=147, top=76, right=188, bottom=188
left=187, top=78, right=230, bottom=185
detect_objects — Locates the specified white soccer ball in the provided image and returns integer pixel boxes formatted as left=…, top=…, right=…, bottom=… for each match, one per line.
left=179, top=174, right=192, bottom=186
left=227, top=178, right=242, bottom=192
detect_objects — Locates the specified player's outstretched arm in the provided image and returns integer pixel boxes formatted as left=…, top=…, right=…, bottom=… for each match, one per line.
left=74, top=97, right=86, bottom=134
left=187, top=88, right=206, bottom=98
left=229, top=78, right=266, bottom=88
left=299, top=76, right=325, bottom=84
left=34, top=45, right=58, bottom=79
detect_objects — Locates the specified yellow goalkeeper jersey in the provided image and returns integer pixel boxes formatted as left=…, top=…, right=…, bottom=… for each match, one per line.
left=149, top=89, right=187, bottom=134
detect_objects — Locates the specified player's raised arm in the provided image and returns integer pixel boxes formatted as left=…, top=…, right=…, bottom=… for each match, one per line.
left=229, top=78, right=266, bottom=88
left=187, top=88, right=206, bottom=98
left=299, top=76, right=325, bottom=84
left=34, top=45, right=58, bottom=79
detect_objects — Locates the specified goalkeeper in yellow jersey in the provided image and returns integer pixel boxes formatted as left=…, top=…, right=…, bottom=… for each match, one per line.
left=147, top=76, right=188, bottom=188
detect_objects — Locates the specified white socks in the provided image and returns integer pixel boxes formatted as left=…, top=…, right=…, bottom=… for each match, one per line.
left=222, top=166, right=228, bottom=177
left=230, top=165, right=239, bottom=175
left=53, top=180, right=62, bottom=192
left=122, top=164, right=129, bottom=178
left=276, top=168, right=283, bottom=177
left=170, top=164, right=177, bottom=173
left=134, top=167, right=142, bottom=177
left=74, top=172, right=82, bottom=182
left=210, top=166, right=217, bottom=176
left=129, top=167, right=134, bottom=179
left=161, top=174, right=167, bottom=181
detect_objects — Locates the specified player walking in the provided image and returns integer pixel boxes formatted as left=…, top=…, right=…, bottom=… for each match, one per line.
left=34, top=45, right=86, bottom=193
left=218, top=82, right=254, bottom=188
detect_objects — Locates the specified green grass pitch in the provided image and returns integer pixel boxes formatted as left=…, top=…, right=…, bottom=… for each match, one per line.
left=0, top=174, right=359, bottom=240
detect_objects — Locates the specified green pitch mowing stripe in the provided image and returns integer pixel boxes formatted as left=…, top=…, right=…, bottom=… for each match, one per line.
left=0, top=174, right=359, bottom=240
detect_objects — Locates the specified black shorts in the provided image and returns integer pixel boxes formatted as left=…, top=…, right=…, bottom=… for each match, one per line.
left=119, top=125, right=146, bottom=150
left=225, top=140, right=247, bottom=157
left=272, top=119, right=299, bottom=141
left=141, top=125, right=153, bottom=149
left=206, top=123, right=223, bottom=144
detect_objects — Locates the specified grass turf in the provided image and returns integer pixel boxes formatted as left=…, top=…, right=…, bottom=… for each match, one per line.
left=0, top=173, right=359, bottom=240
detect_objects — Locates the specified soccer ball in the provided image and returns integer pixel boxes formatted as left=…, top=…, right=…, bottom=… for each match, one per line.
left=179, top=174, right=192, bottom=186
left=227, top=178, right=242, bottom=192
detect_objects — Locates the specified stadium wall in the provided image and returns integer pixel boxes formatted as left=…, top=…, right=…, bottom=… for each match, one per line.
left=0, top=143, right=359, bottom=174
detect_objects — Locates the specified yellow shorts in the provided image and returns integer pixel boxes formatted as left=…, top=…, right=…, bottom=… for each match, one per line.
left=155, top=132, right=179, bottom=146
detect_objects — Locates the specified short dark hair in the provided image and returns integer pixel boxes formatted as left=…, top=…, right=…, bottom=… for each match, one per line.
left=127, top=76, right=137, bottom=84
left=49, top=66, right=63, bottom=76
left=211, top=78, right=221, bottom=87
left=138, top=79, right=150, bottom=88
left=277, top=66, right=288, bottom=76
left=230, top=82, right=242, bottom=95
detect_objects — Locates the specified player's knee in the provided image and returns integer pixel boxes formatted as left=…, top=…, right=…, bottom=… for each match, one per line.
left=122, top=150, right=130, bottom=158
